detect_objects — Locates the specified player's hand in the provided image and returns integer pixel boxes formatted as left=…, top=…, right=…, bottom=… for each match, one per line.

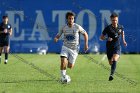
left=54, top=38, right=58, bottom=42
left=4, top=29, right=8, bottom=33
left=123, top=41, right=127, bottom=47
left=84, top=44, right=88, bottom=53
left=100, top=35, right=106, bottom=41
left=108, top=37, right=113, bottom=41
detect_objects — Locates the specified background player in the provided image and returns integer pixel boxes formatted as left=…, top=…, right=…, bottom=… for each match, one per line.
left=0, top=15, right=12, bottom=64
left=100, top=13, right=127, bottom=81
left=54, top=12, right=88, bottom=81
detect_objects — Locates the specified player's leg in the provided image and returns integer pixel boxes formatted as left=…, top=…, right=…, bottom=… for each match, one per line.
left=110, top=54, right=120, bottom=75
left=67, top=62, right=74, bottom=69
left=60, top=46, right=69, bottom=77
left=4, top=37, right=10, bottom=64
left=0, top=39, right=4, bottom=63
left=106, top=49, right=113, bottom=65
left=67, top=49, right=78, bottom=69
left=67, top=57, right=77, bottom=69
left=60, top=56, right=68, bottom=77
left=4, top=46, right=10, bottom=64
left=108, top=59, right=112, bottom=65
left=107, top=48, right=116, bottom=81
left=0, top=47, right=3, bottom=63
left=109, top=49, right=120, bottom=81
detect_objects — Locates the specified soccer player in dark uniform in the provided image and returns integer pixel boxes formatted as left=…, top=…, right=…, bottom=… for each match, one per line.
left=100, top=13, right=127, bottom=81
left=0, top=15, right=12, bottom=64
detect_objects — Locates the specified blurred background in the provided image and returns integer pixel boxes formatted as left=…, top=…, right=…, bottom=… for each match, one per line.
left=0, top=0, right=139, bottom=54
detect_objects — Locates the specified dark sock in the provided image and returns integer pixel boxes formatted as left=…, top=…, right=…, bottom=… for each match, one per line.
left=5, top=53, right=8, bottom=60
left=110, top=61, right=117, bottom=76
left=0, top=53, right=1, bottom=57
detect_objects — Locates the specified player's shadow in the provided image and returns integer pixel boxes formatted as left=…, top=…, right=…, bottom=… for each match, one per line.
left=0, top=79, right=58, bottom=83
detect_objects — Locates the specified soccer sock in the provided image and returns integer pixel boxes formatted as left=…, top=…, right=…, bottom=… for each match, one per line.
left=5, top=53, right=8, bottom=62
left=61, top=70, right=66, bottom=76
left=110, top=61, right=117, bottom=76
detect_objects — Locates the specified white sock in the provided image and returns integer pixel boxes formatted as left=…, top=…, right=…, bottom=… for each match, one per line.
left=61, top=70, right=66, bottom=76
left=5, top=59, right=8, bottom=63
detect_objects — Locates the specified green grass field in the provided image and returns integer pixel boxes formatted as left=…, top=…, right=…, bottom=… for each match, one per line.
left=0, top=53, right=139, bottom=93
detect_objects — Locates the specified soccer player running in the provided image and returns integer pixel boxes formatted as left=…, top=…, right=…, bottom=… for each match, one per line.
left=100, top=13, right=127, bottom=81
left=54, top=12, right=88, bottom=81
left=0, top=15, right=12, bottom=64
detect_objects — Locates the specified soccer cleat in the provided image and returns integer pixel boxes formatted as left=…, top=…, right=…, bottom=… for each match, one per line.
left=4, top=62, right=7, bottom=64
left=109, top=75, right=114, bottom=81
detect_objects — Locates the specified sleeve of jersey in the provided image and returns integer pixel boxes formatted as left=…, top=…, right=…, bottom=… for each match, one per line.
left=79, top=25, right=86, bottom=34
left=102, top=27, right=107, bottom=35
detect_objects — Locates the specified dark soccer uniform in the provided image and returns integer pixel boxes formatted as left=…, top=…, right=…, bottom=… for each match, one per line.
left=0, top=22, right=12, bottom=47
left=102, top=24, right=124, bottom=60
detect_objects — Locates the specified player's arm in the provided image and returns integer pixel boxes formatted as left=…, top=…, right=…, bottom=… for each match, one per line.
left=83, top=32, right=88, bottom=52
left=79, top=25, right=88, bottom=52
left=54, top=34, right=61, bottom=42
left=100, top=34, right=106, bottom=41
left=100, top=27, right=112, bottom=41
left=8, top=28, right=12, bottom=36
left=100, top=34, right=113, bottom=41
left=100, top=27, right=107, bottom=41
left=54, top=28, right=63, bottom=43
left=121, top=31, right=127, bottom=46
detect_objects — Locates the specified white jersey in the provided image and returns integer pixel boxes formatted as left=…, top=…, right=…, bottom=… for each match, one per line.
left=57, top=23, right=86, bottom=50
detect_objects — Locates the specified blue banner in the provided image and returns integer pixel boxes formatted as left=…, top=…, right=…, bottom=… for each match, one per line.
left=0, top=0, right=139, bottom=53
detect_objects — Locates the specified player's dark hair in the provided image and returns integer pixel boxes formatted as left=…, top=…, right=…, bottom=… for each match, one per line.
left=66, top=12, right=75, bottom=19
left=2, top=15, right=8, bottom=19
left=110, top=12, right=118, bottom=18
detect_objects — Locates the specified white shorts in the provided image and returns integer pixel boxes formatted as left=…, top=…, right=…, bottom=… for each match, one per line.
left=60, top=46, right=79, bottom=64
